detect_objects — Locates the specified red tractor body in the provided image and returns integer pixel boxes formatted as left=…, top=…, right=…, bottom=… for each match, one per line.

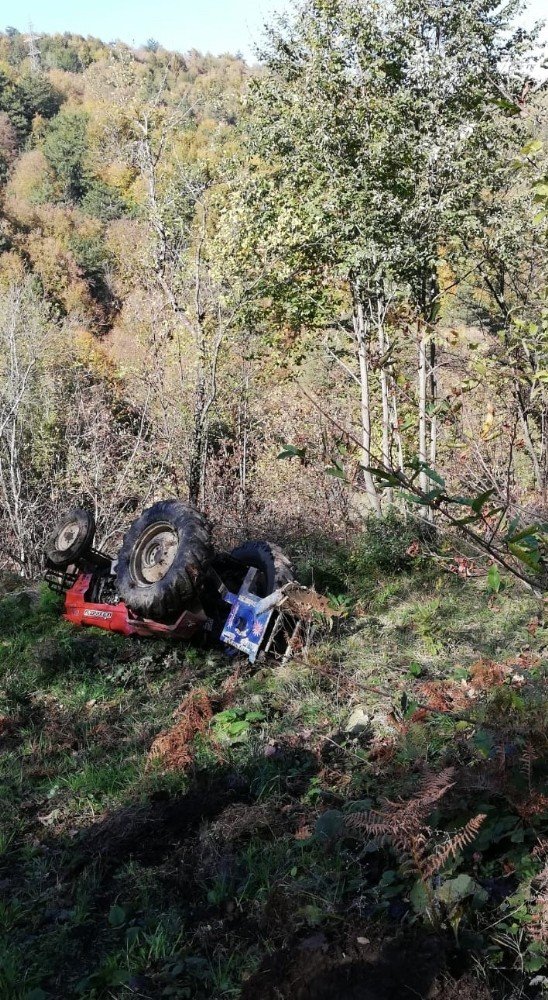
left=63, top=571, right=208, bottom=639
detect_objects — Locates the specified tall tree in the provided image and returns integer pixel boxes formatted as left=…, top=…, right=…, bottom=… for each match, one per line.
left=236, top=0, right=539, bottom=511
left=43, top=109, right=90, bottom=201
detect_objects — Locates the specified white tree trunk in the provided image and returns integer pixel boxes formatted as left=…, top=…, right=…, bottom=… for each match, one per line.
left=418, top=326, right=428, bottom=496
left=354, top=289, right=381, bottom=515
left=376, top=300, right=393, bottom=504
left=428, top=339, right=437, bottom=522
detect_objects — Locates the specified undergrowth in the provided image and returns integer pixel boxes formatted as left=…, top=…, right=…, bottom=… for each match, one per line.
left=0, top=539, right=547, bottom=999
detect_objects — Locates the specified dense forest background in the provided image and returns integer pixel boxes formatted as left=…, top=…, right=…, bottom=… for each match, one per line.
left=0, top=3, right=546, bottom=578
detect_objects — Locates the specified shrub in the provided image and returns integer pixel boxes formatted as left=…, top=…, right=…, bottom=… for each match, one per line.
left=351, top=508, right=427, bottom=577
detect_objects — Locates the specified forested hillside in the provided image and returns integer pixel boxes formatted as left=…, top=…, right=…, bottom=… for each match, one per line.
left=0, top=12, right=547, bottom=574
left=1, top=5, right=548, bottom=999
left=1, top=11, right=548, bottom=579
left=0, top=29, right=257, bottom=564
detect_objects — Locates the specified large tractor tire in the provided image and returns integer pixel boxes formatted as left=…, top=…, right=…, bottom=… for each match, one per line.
left=115, top=500, right=212, bottom=620
left=45, top=508, right=96, bottom=568
left=229, top=540, right=294, bottom=597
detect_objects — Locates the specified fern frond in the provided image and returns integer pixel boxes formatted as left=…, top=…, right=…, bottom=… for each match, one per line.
left=423, top=814, right=486, bottom=877
left=345, top=813, right=394, bottom=838
left=418, top=767, right=456, bottom=805
left=520, top=742, right=537, bottom=792
left=530, top=862, right=548, bottom=943
left=345, top=768, right=479, bottom=884
left=532, top=837, right=548, bottom=860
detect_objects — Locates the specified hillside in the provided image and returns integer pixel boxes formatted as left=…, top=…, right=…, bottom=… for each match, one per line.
left=1, top=536, right=547, bottom=998
left=0, top=9, right=547, bottom=999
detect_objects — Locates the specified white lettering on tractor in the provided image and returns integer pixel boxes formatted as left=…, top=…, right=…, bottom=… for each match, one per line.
left=83, top=609, right=113, bottom=620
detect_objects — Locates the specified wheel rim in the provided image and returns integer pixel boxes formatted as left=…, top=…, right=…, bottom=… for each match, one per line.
left=130, top=523, right=179, bottom=585
left=56, top=521, right=81, bottom=552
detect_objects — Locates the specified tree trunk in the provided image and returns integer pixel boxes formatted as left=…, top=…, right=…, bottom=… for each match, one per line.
left=418, top=325, right=428, bottom=497
left=354, top=286, right=381, bottom=516
left=418, top=322, right=436, bottom=522
left=390, top=368, right=405, bottom=474
left=188, top=402, right=207, bottom=506
left=377, top=300, right=393, bottom=504
left=188, top=311, right=208, bottom=505
left=428, top=338, right=437, bottom=523
left=515, top=381, right=543, bottom=494
left=238, top=366, right=250, bottom=523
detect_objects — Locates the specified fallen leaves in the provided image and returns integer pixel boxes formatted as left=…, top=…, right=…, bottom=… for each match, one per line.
left=147, top=689, right=213, bottom=771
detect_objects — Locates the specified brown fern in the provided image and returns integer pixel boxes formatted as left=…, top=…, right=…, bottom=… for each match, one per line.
left=530, top=862, right=548, bottom=944
left=513, top=792, right=548, bottom=820
left=346, top=768, right=484, bottom=883
left=422, top=814, right=486, bottom=877
left=532, top=837, right=548, bottom=860
left=520, top=742, right=537, bottom=793
left=147, top=688, right=213, bottom=771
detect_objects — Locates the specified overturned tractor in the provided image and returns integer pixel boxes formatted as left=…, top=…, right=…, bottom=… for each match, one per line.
left=44, top=501, right=318, bottom=663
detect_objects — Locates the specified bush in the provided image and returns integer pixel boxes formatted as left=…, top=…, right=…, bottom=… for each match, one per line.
left=351, top=508, right=427, bottom=577
left=293, top=510, right=430, bottom=600
left=294, top=536, right=352, bottom=596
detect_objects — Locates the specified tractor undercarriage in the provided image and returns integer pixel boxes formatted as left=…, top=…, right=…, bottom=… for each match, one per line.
left=44, top=504, right=321, bottom=663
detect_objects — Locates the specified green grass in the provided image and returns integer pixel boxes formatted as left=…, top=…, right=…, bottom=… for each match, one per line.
left=0, top=561, right=547, bottom=999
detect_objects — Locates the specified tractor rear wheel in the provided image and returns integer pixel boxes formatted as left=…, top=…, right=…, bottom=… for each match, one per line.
left=116, top=500, right=212, bottom=620
left=45, top=508, right=96, bottom=568
left=229, top=540, right=294, bottom=597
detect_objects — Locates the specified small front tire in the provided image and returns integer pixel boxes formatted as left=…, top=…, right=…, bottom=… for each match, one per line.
left=45, top=508, right=96, bottom=568
left=229, top=540, right=294, bottom=596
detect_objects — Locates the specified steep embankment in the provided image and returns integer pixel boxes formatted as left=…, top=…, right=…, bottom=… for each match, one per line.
left=0, top=546, right=547, bottom=999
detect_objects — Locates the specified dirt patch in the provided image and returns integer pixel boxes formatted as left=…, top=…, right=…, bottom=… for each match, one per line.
left=206, top=800, right=277, bottom=842
left=67, top=772, right=253, bottom=874
left=241, top=930, right=493, bottom=1000
left=430, top=975, right=493, bottom=999
left=0, top=713, right=20, bottom=748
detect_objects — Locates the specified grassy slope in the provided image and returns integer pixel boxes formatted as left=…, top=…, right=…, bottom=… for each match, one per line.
left=0, top=554, right=547, bottom=999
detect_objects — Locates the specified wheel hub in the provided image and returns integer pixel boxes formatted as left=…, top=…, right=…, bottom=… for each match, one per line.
left=131, top=524, right=178, bottom=585
left=56, top=521, right=80, bottom=552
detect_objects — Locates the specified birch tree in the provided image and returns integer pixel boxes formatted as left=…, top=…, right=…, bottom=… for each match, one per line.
left=237, top=0, right=539, bottom=512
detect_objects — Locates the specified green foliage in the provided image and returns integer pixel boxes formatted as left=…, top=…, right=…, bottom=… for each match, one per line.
left=43, top=109, right=90, bottom=201
left=69, top=233, right=112, bottom=298
left=371, top=460, right=548, bottom=586
left=211, top=707, right=266, bottom=742
left=80, top=179, right=126, bottom=221
left=295, top=545, right=351, bottom=597
left=352, top=509, right=424, bottom=577
left=18, top=74, right=60, bottom=121
left=239, top=0, right=532, bottom=329
left=0, top=70, right=59, bottom=144
left=0, top=69, right=31, bottom=141
left=39, top=36, right=89, bottom=73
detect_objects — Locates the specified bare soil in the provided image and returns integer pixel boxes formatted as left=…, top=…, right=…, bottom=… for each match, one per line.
left=241, top=931, right=493, bottom=1000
